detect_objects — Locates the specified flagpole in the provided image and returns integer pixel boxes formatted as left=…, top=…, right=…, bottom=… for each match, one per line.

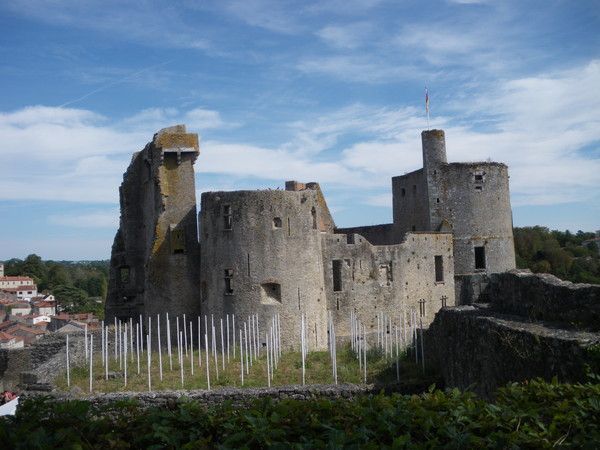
left=425, top=86, right=430, bottom=130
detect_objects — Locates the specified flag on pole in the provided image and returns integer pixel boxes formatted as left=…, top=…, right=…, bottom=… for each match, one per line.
left=425, top=87, right=430, bottom=129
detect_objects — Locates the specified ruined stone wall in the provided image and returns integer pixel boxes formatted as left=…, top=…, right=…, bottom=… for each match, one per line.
left=105, top=125, right=201, bottom=325
left=199, top=189, right=329, bottom=351
left=424, top=306, right=600, bottom=398
left=392, top=169, right=429, bottom=236
left=0, top=332, right=94, bottom=391
left=322, top=232, right=455, bottom=338
left=486, top=271, right=600, bottom=330
left=334, top=223, right=398, bottom=246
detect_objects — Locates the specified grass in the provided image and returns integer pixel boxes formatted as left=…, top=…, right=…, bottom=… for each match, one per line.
left=54, top=344, right=435, bottom=393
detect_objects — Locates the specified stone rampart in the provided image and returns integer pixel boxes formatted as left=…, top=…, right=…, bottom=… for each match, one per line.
left=424, top=305, right=600, bottom=398
left=486, top=270, right=600, bottom=330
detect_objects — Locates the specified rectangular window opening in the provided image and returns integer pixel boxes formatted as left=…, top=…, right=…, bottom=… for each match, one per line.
left=223, top=205, right=233, bottom=230
left=434, top=255, right=444, bottom=282
left=332, top=260, right=343, bottom=292
left=224, top=268, right=234, bottom=295
left=474, top=246, right=486, bottom=270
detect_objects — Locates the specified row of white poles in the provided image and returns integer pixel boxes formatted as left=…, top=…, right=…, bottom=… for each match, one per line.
left=67, top=310, right=424, bottom=393
left=69, top=312, right=284, bottom=392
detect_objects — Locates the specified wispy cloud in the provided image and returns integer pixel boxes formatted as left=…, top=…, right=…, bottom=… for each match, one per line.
left=48, top=209, right=119, bottom=228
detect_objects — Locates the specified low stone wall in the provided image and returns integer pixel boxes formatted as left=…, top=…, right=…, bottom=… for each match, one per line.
left=425, top=305, right=600, bottom=398
left=23, top=382, right=429, bottom=410
left=486, top=271, right=600, bottom=330
left=0, top=331, right=97, bottom=392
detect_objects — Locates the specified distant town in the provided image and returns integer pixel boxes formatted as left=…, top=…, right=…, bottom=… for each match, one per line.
left=0, top=260, right=105, bottom=350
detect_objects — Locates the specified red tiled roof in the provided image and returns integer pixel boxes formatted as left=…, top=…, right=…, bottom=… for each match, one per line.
left=1, top=286, right=37, bottom=293
left=33, top=301, right=55, bottom=308
left=0, top=331, right=24, bottom=342
left=0, top=276, right=35, bottom=282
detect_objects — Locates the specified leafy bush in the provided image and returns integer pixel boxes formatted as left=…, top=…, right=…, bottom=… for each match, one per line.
left=1, top=379, right=599, bottom=448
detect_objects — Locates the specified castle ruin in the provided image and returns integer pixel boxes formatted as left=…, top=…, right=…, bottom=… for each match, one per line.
left=105, top=126, right=516, bottom=350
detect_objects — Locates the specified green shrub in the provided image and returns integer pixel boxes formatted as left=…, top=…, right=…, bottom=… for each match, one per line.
left=1, top=379, right=599, bottom=448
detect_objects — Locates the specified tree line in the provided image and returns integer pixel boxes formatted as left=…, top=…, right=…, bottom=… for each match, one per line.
left=514, top=227, right=600, bottom=284
left=2, top=255, right=108, bottom=317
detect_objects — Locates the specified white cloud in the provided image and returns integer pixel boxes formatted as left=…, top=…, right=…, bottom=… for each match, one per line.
left=317, top=23, right=373, bottom=49
left=296, top=55, right=419, bottom=83
left=48, top=209, right=119, bottom=228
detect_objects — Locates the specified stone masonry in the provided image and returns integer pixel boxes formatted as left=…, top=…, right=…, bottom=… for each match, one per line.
left=105, top=126, right=515, bottom=351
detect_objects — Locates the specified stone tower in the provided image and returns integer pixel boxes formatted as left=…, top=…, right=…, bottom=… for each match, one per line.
left=392, top=129, right=516, bottom=298
left=105, top=125, right=201, bottom=323
left=199, top=183, right=334, bottom=350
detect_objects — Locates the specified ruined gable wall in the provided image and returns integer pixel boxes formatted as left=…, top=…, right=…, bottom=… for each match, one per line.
left=199, top=189, right=328, bottom=351
left=323, top=232, right=455, bottom=338
left=105, top=126, right=201, bottom=324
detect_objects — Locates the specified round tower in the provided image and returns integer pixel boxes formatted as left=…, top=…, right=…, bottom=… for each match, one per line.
left=422, top=129, right=447, bottom=172
left=199, top=189, right=329, bottom=351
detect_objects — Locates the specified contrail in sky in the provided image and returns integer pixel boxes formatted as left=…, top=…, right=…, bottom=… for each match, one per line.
left=58, top=59, right=174, bottom=108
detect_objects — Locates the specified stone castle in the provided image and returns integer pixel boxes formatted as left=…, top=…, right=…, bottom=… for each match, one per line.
left=105, top=125, right=516, bottom=350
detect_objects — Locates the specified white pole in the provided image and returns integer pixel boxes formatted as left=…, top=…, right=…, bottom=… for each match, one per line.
left=66, top=334, right=70, bottom=387
left=212, top=322, right=219, bottom=380
left=136, top=323, right=140, bottom=375
left=158, top=314, right=163, bottom=381
left=129, top=318, right=134, bottom=362
left=249, top=316, right=254, bottom=362
left=138, top=314, right=143, bottom=354
left=211, top=315, right=215, bottom=357
left=124, top=328, right=128, bottom=388
left=101, top=320, right=104, bottom=366
left=244, top=322, right=249, bottom=375
left=395, top=324, right=400, bottom=382
left=183, top=314, right=188, bottom=358
left=177, top=321, right=181, bottom=370
left=413, top=311, right=418, bottom=364
left=301, top=314, right=306, bottom=386
left=239, top=328, right=244, bottom=386
left=270, top=326, right=275, bottom=376
left=176, top=316, right=180, bottom=361
left=198, top=316, right=202, bottom=368
left=220, top=318, right=225, bottom=370
left=89, top=335, right=93, bottom=393
left=105, top=326, right=109, bottom=380
left=256, top=314, right=260, bottom=357
left=147, top=334, right=151, bottom=391
left=167, top=314, right=173, bottom=371
left=226, top=314, right=230, bottom=363
left=266, top=331, right=271, bottom=388
left=190, top=321, right=194, bottom=377
left=118, top=320, right=122, bottom=369
left=277, top=313, right=281, bottom=358
left=179, top=332, right=184, bottom=387
left=204, top=331, right=210, bottom=390
left=84, top=323, right=88, bottom=361
left=114, top=318, right=118, bottom=360
left=358, top=319, right=362, bottom=371
left=363, top=324, right=367, bottom=383
left=419, top=317, right=425, bottom=373
left=232, top=314, right=236, bottom=359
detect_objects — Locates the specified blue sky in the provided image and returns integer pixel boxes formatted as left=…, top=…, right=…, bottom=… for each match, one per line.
left=0, top=0, right=599, bottom=260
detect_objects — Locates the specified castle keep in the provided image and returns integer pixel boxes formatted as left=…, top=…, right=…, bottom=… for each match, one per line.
left=105, top=126, right=515, bottom=350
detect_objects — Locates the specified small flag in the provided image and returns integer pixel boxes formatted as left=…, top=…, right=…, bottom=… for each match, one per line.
left=425, top=87, right=429, bottom=114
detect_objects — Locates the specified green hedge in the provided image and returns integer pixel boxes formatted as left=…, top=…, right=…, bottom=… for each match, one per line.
left=1, top=379, right=599, bottom=448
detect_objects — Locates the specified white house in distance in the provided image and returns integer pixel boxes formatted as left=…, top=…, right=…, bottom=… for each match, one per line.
left=0, top=272, right=38, bottom=301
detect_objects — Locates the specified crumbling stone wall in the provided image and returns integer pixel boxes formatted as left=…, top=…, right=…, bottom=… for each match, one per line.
left=27, top=382, right=433, bottom=410
left=486, top=271, right=600, bottom=330
left=323, top=231, right=455, bottom=338
left=425, top=306, right=599, bottom=398
left=105, top=125, right=201, bottom=325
